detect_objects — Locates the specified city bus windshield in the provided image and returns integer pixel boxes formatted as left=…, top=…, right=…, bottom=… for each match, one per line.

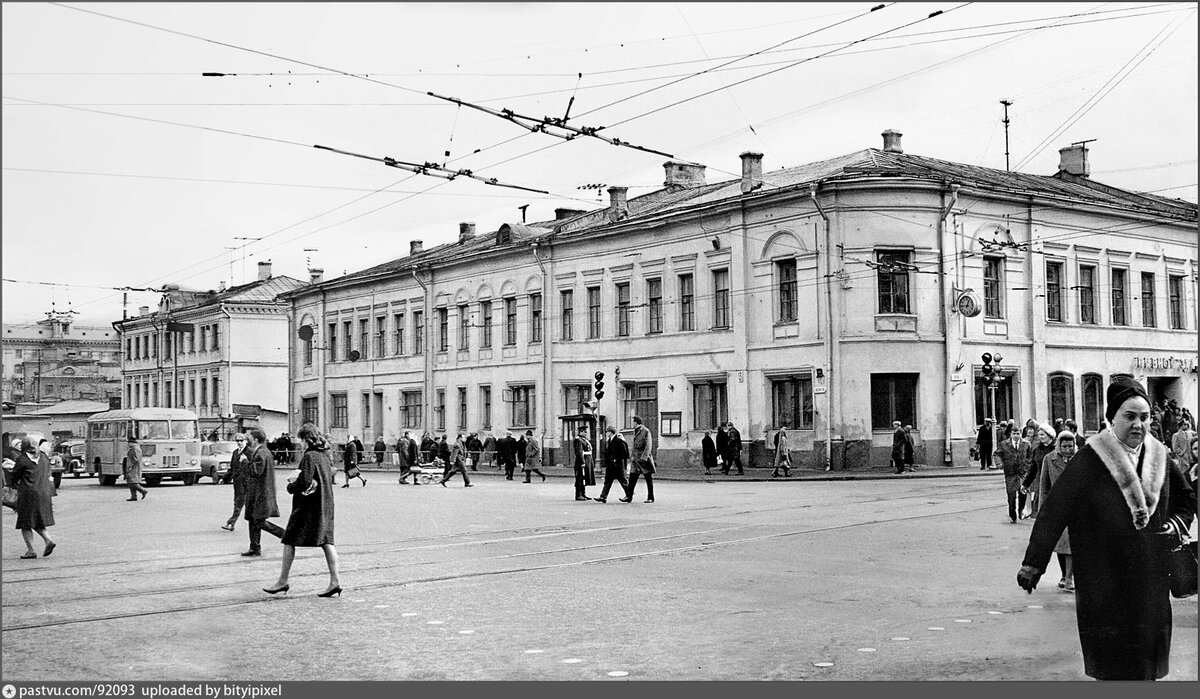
left=170, top=421, right=197, bottom=440
left=137, top=421, right=170, bottom=440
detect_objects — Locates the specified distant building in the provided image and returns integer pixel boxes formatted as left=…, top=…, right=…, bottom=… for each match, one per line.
left=112, top=263, right=306, bottom=438
left=2, top=311, right=121, bottom=406
left=281, top=132, right=1197, bottom=471
left=0, top=399, right=113, bottom=443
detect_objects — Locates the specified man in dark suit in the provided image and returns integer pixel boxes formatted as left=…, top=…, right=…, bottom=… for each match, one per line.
left=242, top=428, right=283, bottom=556
left=702, top=430, right=718, bottom=475
left=572, top=427, right=593, bottom=501
left=716, top=424, right=730, bottom=475
left=995, top=424, right=1031, bottom=523
left=975, top=417, right=994, bottom=471
left=516, top=433, right=528, bottom=473
left=595, top=426, right=630, bottom=503
left=497, top=431, right=518, bottom=480
left=726, top=421, right=744, bottom=475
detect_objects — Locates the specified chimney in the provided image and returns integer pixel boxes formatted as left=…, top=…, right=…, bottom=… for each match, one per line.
left=663, top=161, right=707, bottom=189
left=739, top=151, right=763, bottom=194
left=138, top=306, right=150, bottom=317
left=410, top=240, right=423, bottom=255
left=881, top=129, right=904, bottom=153
left=257, top=261, right=272, bottom=280
left=218, top=281, right=226, bottom=292
left=607, top=186, right=629, bottom=222
left=309, top=268, right=324, bottom=284
left=459, top=222, right=477, bottom=243
left=1057, top=143, right=1090, bottom=177
left=554, top=208, right=586, bottom=220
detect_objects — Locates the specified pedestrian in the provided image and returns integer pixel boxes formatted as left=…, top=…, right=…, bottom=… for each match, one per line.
left=498, top=430, right=518, bottom=480
left=976, top=418, right=995, bottom=471
left=996, top=423, right=1031, bottom=523
left=373, top=436, right=386, bottom=465
left=716, top=423, right=730, bottom=475
left=521, top=430, right=547, bottom=483
left=516, top=432, right=528, bottom=472
left=1161, top=401, right=1179, bottom=443
left=437, top=434, right=452, bottom=479
left=1038, top=431, right=1079, bottom=592
left=1021, top=423, right=1056, bottom=519
left=340, top=437, right=367, bottom=488
left=903, top=425, right=916, bottom=471
left=420, top=432, right=437, bottom=464
left=726, top=421, right=745, bottom=475
left=482, top=433, right=497, bottom=469
left=1171, top=420, right=1196, bottom=472
left=1064, top=419, right=1086, bottom=450
left=439, top=434, right=473, bottom=487
left=890, top=421, right=906, bottom=474
left=595, top=426, right=630, bottom=503
left=625, top=416, right=656, bottom=503
left=701, top=430, right=718, bottom=476
left=466, top=432, right=483, bottom=471
left=123, top=434, right=149, bottom=501
left=1053, top=417, right=1065, bottom=437
left=396, top=431, right=415, bottom=485
left=1018, top=376, right=1195, bottom=681
left=572, top=427, right=593, bottom=501
left=263, top=423, right=342, bottom=598
left=11, top=437, right=56, bottom=559
left=241, top=428, right=285, bottom=557
left=772, top=427, right=792, bottom=477
left=220, top=433, right=251, bottom=531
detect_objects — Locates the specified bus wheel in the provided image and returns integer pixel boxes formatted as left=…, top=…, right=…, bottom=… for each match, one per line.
left=182, top=474, right=197, bottom=486
left=145, top=475, right=162, bottom=487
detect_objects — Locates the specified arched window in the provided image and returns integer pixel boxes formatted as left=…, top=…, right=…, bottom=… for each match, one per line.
left=1082, top=373, right=1104, bottom=433
left=1048, top=373, right=1075, bottom=425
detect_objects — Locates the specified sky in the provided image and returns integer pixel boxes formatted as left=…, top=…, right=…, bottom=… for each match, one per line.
left=2, top=2, right=1197, bottom=330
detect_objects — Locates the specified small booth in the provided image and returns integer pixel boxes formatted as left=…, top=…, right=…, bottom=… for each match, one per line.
left=558, top=413, right=606, bottom=486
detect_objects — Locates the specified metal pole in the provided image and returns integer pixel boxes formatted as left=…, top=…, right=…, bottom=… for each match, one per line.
left=1000, top=100, right=1013, bottom=172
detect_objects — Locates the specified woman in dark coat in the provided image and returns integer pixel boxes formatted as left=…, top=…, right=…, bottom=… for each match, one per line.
left=1021, top=423, right=1056, bottom=518
left=264, top=424, right=341, bottom=597
left=1018, top=377, right=1195, bottom=681
left=12, top=437, right=56, bottom=559
left=701, top=430, right=718, bottom=475
left=1038, top=431, right=1078, bottom=591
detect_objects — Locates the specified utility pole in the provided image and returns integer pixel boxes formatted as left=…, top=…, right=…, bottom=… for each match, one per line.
left=231, top=237, right=263, bottom=284
left=1000, top=99, right=1013, bottom=172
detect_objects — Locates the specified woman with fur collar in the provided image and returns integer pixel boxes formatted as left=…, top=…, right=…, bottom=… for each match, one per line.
left=1017, top=377, right=1195, bottom=681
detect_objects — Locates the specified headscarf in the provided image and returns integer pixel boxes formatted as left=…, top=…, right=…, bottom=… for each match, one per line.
left=1055, top=430, right=1077, bottom=453
left=1105, top=376, right=1150, bottom=424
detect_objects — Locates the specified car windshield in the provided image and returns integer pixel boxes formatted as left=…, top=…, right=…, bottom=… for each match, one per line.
left=210, top=443, right=236, bottom=455
left=170, top=421, right=197, bottom=440
left=137, top=421, right=170, bottom=440
left=70, top=445, right=85, bottom=455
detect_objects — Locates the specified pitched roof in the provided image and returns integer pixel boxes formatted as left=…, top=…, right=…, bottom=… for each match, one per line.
left=25, top=400, right=113, bottom=416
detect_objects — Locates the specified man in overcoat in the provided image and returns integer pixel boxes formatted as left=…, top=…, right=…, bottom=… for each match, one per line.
left=701, top=430, right=718, bottom=475
left=595, top=426, right=630, bottom=502
left=626, top=416, right=655, bottom=503
left=726, top=422, right=745, bottom=475
left=497, top=431, right=518, bottom=480
left=716, top=424, right=730, bottom=475
left=995, top=423, right=1031, bottom=523
left=242, top=428, right=284, bottom=556
left=466, top=432, right=483, bottom=471
left=571, top=428, right=592, bottom=501
left=222, top=434, right=250, bottom=529
left=976, top=417, right=995, bottom=471
left=124, top=435, right=149, bottom=501
left=890, top=421, right=906, bottom=474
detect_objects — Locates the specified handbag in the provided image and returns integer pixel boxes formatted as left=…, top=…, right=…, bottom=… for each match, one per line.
left=2, top=485, right=17, bottom=510
left=1168, top=539, right=1198, bottom=599
left=969, top=445, right=979, bottom=461
left=346, top=466, right=361, bottom=479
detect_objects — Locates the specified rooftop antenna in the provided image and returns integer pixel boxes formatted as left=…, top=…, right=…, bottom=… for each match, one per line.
left=1000, top=99, right=1013, bottom=171
left=224, top=246, right=237, bottom=286
left=303, top=248, right=319, bottom=267
left=518, top=204, right=529, bottom=223
left=232, top=236, right=263, bottom=283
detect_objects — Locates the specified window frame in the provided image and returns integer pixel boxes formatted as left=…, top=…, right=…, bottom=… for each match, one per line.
left=392, top=312, right=404, bottom=356
left=1141, top=272, right=1157, bottom=328
left=375, top=316, right=387, bottom=357
left=712, top=269, right=731, bottom=329
left=530, top=293, right=543, bottom=343
left=457, top=386, right=468, bottom=431
left=1168, top=274, right=1185, bottom=329
left=616, top=282, right=631, bottom=337
left=1078, top=264, right=1096, bottom=325
left=480, top=385, right=492, bottom=429
left=560, top=290, right=573, bottom=341
left=770, top=374, right=815, bottom=429
left=301, top=396, right=318, bottom=425
left=507, top=384, right=535, bottom=428
left=437, top=307, right=449, bottom=352
left=400, top=390, right=423, bottom=429
left=358, top=318, right=369, bottom=360
left=587, top=286, right=601, bottom=339
left=504, top=297, right=518, bottom=346
left=330, top=392, right=349, bottom=429
left=876, top=251, right=911, bottom=315
left=777, top=259, right=797, bottom=322
left=691, top=381, right=728, bottom=430
left=646, top=278, right=663, bottom=334
left=679, top=273, right=695, bottom=331
left=1045, top=260, right=1064, bottom=322
left=458, top=304, right=470, bottom=351
left=1048, top=372, right=1076, bottom=425
left=1111, top=267, right=1128, bottom=326
left=434, top=388, right=446, bottom=430
left=413, top=311, right=424, bottom=354
left=870, top=373, right=918, bottom=431
left=982, top=255, right=1004, bottom=319
left=480, top=301, right=493, bottom=347
left=1082, top=373, right=1103, bottom=433
left=328, top=322, right=338, bottom=361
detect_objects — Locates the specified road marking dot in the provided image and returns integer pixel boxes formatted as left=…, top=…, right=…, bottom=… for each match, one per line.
left=928, top=627, right=945, bottom=631
left=524, top=649, right=544, bottom=654
left=954, top=619, right=972, bottom=623
left=427, top=620, right=444, bottom=625
left=1027, top=605, right=1043, bottom=609
left=856, top=648, right=876, bottom=653
left=987, top=611, right=1004, bottom=615
left=606, top=671, right=629, bottom=677
left=813, top=662, right=834, bottom=668
left=890, top=637, right=910, bottom=641
left=401, top=612, right=418, bottom=617
left=562, top=658, right=583, bottom=664
left=352, top=599, right=365, bottom=603
left=458, top=630, right=474, bottom=635
left=373, top=605, right=389, bottom=608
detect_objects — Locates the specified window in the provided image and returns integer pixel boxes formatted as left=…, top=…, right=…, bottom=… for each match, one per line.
left=434, top=389, right=446, bottom=430
left=393, top=313, right=404, bottom=356
left=713, top=269, right=731, bottom=328
left=777, top=260, right=797, bottom=322
left=211, top=377, right=219, bottom=411
left=1045, top=261, right=1063, bottom=322
left=530, top=293, right=542, bottom=343
left=1049, top=373, right=1075, bottom=424
left=1082, top=373, right=1103, bottom=433
left=1079, top=265, right=1096, bottom=324
left=480, top=386, right=492, bottom=429
left=401, top=391, right=423, bottom=429
left=1141, top=272, right=1156, bottom=327
left=188, top=379, right=195, bottom=407
left=870, top=373, right=917, bottom=430
left=504, top=298, right=517, bottom=346
left=211, top=324, right=219, bottom=351
left=164, top=383, right=172, bottom=408
left=1169, top=275, right=1185, bottom=329
left=200, top=378, right=207, bottom=407
left=362, top=393, right=371, bottom=432
left=1111, top=268, right=1128, bottom=326
left=615, top=282, right=631, bottom=337
left=457, top=387, right=468, bottom=431
left=165, top=334, right=172, bottom=356
left=328, top=322, right=338, bottom=361
left=151, top=335, right=158, bottom=359
left=303, top=327, right=313, bottom=367
left=560, top=291, right=574, bottom=341
left=359, top=319, right=369, bottom=360
left=622, top=382, right=658, bottom=430
left=342, top=321, right=353, bottom=360
left=646, top=279, right=663, bottom=333
left=507, top=385, right=534, bottom=427
left=199, top=327, right=207, bottom=354
left=481, top=301, right=493, bottom=347
left=331, top=393, right=348, bottom=428
left=438, top=308, right=449, bottom=352
left=771, top=375, right=815, bottom=429
left=376, top=316, right=387, bottom=357
left=679, top=274, right=694, bottom=331
left=661, top=412, right=682, bottom=437
left=563, top=384, right=592, bottom=414
left=587, top=287, right=601, bottom=338
left=302, top=397, right=318, bottom=425
left=983, top=256, right=1003, bottom=318
left=413, top=311, right=424, bottom=354
left=877, top=251, right=910, bottom=314
left=692, top=382, right=727, bottom=430
left=126, top=338, right=132, bottom=360
left=458, top=305, right=470, bottom=350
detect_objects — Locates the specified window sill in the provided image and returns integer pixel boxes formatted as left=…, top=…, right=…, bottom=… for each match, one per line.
left=875, top=315, right=917, bottom=332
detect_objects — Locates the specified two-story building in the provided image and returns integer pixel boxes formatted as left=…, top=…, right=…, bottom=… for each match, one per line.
left=281, top=131, right=1197, bottom=471
left=113, top=263, right=306, bottom=438
left=2, top=311, right=121, bottom=406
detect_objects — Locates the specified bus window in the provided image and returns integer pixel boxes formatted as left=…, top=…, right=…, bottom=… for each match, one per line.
left=118, top=422, right=127, bottom=439
left=137, top=421, right=170, bottom=440
left=170, top=420, right=197, bottom=440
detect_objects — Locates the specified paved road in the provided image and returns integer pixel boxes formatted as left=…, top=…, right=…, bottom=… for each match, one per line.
left=2, top=473, right=1195, bottom=681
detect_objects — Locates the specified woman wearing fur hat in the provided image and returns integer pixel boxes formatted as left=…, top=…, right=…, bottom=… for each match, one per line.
left=1018, top=376, right=1195, bottom=681
left=1038, top=431, right=1079, bottom=591
left=1021, top=423, right=1057, bottom=518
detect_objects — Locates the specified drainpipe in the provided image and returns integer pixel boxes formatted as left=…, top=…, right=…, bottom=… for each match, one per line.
left=218, top=303, right=234, bottom=429
left=411, top=267, right=432, bottom=430
left=286, top=296, right=295, bottom=435
left=318, top=288, right=327, bottom=435
left=939, top=183, right=960, bottom=466
left=531, top=242, right=550, bottom=446
left=809, top=182, right=835, bottom=470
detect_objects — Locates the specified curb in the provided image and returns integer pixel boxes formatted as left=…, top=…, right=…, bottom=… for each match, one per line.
left=349, top=465, right=1005, bottom=483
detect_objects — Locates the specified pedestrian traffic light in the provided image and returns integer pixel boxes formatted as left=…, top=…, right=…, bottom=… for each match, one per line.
left=981, top=353, right=994, bottom=386
left=594, top=371, right=605, bottom=400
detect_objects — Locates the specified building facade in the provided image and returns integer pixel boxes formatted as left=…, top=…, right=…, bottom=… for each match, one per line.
left=2, top=312, right=121, bottom=406
left=282, top=132, right=1197, bottom=470
left=113, top=263, right=306, bottom=438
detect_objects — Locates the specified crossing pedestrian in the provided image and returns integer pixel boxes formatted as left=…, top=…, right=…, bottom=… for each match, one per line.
left=595, top=426, right=629, bottom=503
left=420, top=432, right=437, bottom=464
left=397, top=431, right=421, bottom=485
left=625, top=416, right=656, bottom=503
left=466, top=432, right=483, bottom=471
left=890, top=421, right=906, bottom=474
left=996, top=423, right=1031, bottom=523
left=497, top=431, right=518, bottom=480
left=1021, top=422, right=1056, bottom=518
left=437, top=435, right=452, bottom=479
left=439, top=434, right=473, bottom=487
left=242, top=428, right=284, bottom=557
left=221, top=433, right=250, bottom=530
left=521, top=430, right=547, bottom=483
left=12, top=437, right=56, bottom=560
left=1038, top=431, right=1078, bottom=592
left=123, top=434, right=149, bottom=501
left=340, top=437, right=366, bottom=488
left=516, top=432, right=528, bottom=473
left=373, top=436, right=386, bottom=466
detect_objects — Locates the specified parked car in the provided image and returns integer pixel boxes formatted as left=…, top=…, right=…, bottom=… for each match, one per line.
left=57, top=439, right=89, bottom=478
left=1, top=430, right=63, bottom=488
left=199, top=441, right=239, bottom=484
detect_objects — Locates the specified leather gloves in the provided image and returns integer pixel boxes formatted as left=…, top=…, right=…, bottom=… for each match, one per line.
left=1017, top=565, right=1042, bottom=594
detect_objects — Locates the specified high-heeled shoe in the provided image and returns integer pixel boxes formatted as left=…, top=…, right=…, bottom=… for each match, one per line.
left=317, top=586, right=342, bottom=598
left=262, top=584, right=289, bottom=595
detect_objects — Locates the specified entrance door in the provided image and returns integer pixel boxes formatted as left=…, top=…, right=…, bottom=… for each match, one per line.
left=1147, top=377, right=1181, bottom=407
left=623, top=382, right=658, bottom=456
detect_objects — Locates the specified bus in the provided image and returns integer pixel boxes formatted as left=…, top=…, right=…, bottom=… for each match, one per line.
left=85, top=408, right=202, bottom=486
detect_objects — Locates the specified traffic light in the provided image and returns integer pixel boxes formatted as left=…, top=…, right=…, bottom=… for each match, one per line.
left=594, top=371, right=605, bottom=400
left=981, top=353, right=994, bottom=386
